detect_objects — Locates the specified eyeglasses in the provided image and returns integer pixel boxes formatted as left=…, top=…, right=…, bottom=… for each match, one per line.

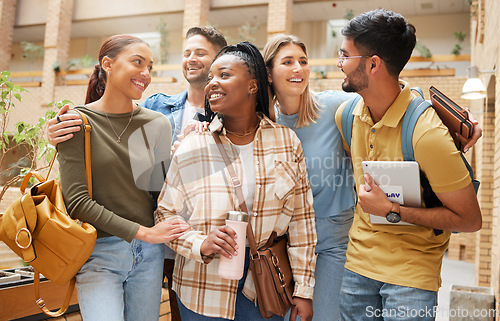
left=337, top=51, right=371, bottom=65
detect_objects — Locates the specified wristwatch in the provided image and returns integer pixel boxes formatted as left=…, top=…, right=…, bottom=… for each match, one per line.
left=386, top=202, right=401, bottom=223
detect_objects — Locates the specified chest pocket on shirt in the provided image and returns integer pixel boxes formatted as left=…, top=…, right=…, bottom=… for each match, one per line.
left=274, top=161, right=298, bottom=200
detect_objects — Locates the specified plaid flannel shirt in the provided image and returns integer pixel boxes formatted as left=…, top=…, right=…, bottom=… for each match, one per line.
left=155, top=114, right=317, bottom=319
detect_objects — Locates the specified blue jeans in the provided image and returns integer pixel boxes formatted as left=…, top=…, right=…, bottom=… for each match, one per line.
left=339, top=268, right=438, bottom=321
left=75, top=236, right=164, bottom=321
left=178, top=248, right=284, bottom=321
left=286, top=208, right=353, bottom=321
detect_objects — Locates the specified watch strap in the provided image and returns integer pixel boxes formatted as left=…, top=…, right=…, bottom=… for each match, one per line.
left=390, top=202, right=400, bottom=215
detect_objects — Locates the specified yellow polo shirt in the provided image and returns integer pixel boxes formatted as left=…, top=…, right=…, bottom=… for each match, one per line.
left=335, top=81, right=471, bottom=291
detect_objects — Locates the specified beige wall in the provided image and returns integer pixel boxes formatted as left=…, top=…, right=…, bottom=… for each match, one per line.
left=11, top=2, right=470, bottom=74
left=469, top=0, right=500, bottom=313
left=407, top=13, right=471, bottom=55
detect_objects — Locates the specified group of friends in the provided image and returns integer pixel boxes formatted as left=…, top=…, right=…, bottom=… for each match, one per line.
left=47, top=8, right=482, bottom=321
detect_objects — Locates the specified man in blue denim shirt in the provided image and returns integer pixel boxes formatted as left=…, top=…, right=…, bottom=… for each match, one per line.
left=142, top=27, right=226, bottom=145
left=47, top=26, right=226, bottom=321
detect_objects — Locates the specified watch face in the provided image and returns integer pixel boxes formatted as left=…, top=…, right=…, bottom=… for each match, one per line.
left=386, top=212, right=401, bottom=223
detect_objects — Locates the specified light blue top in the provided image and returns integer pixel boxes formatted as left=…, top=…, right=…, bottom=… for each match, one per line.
left=275, top=90, right=357, bottom=218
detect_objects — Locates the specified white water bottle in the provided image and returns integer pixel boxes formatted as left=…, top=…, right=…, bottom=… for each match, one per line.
left=218, top=211, right=249, bottom=280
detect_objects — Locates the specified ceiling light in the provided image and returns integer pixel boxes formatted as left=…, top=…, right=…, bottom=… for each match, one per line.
left=461, top=66, right=495, bottom=100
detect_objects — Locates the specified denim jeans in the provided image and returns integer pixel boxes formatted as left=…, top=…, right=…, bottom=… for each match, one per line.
left=75, top=236, right=164, bottom=321
left=178, top=248, right=284, bottom=321
left=286, top=207, right=353, bottom=321
left=339, top=268, right=438, bottom=321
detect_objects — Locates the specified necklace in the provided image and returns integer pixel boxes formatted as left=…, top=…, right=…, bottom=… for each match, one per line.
left=225, top=122, right=260, bottom=137
left=104, top=106, right=135, bottom=143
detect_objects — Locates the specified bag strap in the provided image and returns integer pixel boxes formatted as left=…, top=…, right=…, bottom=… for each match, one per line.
left=141, top=126, right=167, bottom=180
left=400, top=96, right=432, bottom=161
left=340, top=95, right=361, bottom=151
left=73, top=108, right=93, bottom=198
left=211, top=132, right=260, bottom=261
left=32, top=108, right=93, bottom=317
left=20, top=141, right=59, bottom=194
left=19, top=109, right=92, bottom=195
left=15, top=159, right=57, bottom=263
left=400, top=95, right=479, bottom=192
left=19, top=133, right=61, bottom=194
left=410, top=87, right=424, bottom=99
left=34, top=272, right=76, bottom=318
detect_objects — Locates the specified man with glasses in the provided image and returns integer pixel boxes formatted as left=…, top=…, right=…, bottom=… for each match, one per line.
left=334, top=9, right=482, bottom=321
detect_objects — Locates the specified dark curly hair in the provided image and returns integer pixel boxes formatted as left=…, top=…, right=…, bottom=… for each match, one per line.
left=341, top=9, right=416, bottom=77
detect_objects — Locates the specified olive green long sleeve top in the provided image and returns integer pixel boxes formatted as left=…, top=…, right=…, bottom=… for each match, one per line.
left=57, top=105, right=171, bottom=242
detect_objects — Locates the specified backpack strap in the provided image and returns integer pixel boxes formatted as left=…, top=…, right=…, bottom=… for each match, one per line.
left=340, top=95, right=362, bottom=150
left=461, top=153, right=480, bottom=193
left=400, top=97, right=432, bottom=161
left=400, top=96, right=444, bottom=235
left=410, top=87, right=424, bottom=99
left=402, top=93, right=479, bottom=193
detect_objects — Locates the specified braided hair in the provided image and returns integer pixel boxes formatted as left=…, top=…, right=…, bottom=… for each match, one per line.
left=204, top=41, right=270, bottom=122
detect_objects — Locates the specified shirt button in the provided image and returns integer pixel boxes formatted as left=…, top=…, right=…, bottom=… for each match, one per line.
left=371, top=128, right=376, bottom=133
left=253, top=213, right=257, bottom=216
left=370, top=144, right=373, bottom=149
left=256, top=161, right=260, bottom=165
left=257, top=185, right=261, bottom=188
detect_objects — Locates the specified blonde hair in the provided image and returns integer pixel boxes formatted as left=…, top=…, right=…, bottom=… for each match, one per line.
left=263, top=34, right=321, bottom=128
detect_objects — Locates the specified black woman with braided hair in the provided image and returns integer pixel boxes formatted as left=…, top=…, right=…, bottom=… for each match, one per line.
left=154, top=42, right=317, bottom=321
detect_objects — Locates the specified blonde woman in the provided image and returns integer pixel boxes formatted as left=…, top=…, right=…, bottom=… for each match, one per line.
left=263, top=34, right=356, bottom=321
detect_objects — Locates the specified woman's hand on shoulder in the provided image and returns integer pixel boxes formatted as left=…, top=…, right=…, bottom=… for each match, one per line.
left=171, top=120, right=209, bottom=156
left=135, top=218, right=191, bottom=244
left=185, top=119, right=210, bottom=135
left=47, top=104, right=82, bottom=146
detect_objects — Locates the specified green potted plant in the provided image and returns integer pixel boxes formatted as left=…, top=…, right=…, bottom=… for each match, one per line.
left=0, top=70, right=69, bottom=203
left=451, top=31, right=466, bottom=56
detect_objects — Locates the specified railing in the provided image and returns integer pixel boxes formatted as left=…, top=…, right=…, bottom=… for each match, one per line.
left=309, top=54, right=470, bottom=79
left=10, top=67, right=178, bottom=87
left=8, top=70, right=43, bottom=87
left=8, top=54, right=470, bottom=87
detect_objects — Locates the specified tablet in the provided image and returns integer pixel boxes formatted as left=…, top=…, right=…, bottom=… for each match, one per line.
left=362, top=161, right=422, bottom=225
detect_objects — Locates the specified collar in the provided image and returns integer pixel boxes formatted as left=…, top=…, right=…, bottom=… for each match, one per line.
left=208, top=113, right=277, bottom=134
left=353, top=80, right=414, bottom=128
